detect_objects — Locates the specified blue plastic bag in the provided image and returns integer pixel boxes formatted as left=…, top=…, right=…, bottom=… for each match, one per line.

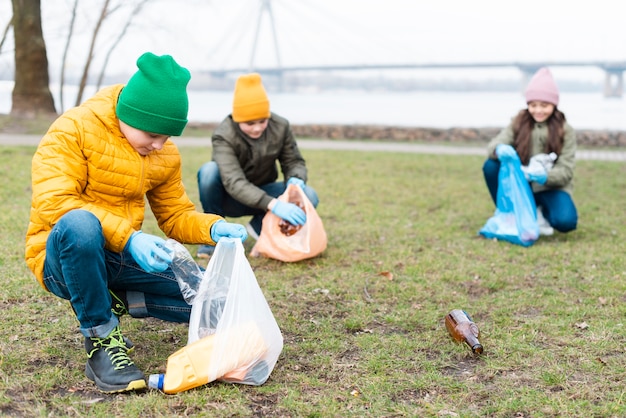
left=479, top=157, right=539, bottom=247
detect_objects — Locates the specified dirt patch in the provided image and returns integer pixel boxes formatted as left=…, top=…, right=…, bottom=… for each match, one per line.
left=440, top=356, right=481, bottom=378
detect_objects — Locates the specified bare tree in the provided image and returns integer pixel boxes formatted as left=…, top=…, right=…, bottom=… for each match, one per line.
left=95, top=0, right=149, bottom=89
left=0, top=16, right=12, bottom=53
left=59, top=0, right=79, bottom=113
left=10, top=0, right=56, bottom=118
left=74, top=0, right=119, bottom=106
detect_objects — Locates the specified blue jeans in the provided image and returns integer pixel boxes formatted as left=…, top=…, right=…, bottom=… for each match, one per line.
left=197, top=161, right=320, bottom=234
left=482, top=159, right=578, bottom=232
left=43, top=210, right=191, bottom=339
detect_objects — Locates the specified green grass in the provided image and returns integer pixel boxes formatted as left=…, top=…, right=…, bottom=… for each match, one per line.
left=1, top=143, right=625, bottom=417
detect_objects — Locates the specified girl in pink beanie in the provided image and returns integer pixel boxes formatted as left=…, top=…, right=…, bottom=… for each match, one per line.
left=482, top=67, right=578, bottom=236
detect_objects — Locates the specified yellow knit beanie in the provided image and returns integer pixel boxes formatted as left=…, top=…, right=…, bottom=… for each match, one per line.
left=232, top=73, right=271, bottom=122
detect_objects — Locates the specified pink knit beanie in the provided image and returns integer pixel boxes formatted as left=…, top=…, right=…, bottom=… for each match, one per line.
left=525, top=67, right=559, bottom=106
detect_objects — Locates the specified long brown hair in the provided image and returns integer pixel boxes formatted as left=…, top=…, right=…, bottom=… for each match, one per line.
left=512, top=108, right=566, bottom=165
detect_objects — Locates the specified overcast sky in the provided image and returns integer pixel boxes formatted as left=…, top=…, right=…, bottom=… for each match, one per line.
left=0, top=0, right=624, bottom=81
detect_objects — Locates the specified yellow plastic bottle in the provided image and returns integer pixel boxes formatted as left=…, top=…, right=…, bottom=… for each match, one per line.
left=149, top=321, right=268, bottom=394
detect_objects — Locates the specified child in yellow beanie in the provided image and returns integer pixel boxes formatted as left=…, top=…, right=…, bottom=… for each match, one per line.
left=26, top=52, right=247, bottom=394
left=197, top=73, right=319, bottom=257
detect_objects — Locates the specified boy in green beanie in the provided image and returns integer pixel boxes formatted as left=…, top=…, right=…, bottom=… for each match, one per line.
left=25, top=52, right=247, bottom=393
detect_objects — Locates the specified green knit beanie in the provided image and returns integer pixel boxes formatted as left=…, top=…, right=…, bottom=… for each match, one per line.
left=116, top=52, right=191, bottom=136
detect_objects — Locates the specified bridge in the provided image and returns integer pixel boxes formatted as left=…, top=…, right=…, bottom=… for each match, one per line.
left=197, top=0, right=626, bottom=97
left=199, top=61, right=626, bottom=97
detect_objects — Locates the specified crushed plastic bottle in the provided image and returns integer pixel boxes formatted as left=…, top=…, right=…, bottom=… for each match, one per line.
left=521, top=152, right=557, bottom=178
left=166, top=239, right=204, bottom=304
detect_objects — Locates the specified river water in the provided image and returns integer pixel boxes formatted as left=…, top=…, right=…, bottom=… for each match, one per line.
left=2, top=81, right=625, bottom=131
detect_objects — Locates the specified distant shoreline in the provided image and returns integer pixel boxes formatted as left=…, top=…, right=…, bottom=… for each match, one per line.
left=2, top=114, right=625, bottom=148
left=186, top=122, right=626, bottom=148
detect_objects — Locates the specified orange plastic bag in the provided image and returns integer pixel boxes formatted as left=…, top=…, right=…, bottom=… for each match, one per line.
left=251, top=184, right=327, bottom=262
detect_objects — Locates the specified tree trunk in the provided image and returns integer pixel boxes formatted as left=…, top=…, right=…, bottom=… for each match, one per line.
left=11, top=0, right=56, bottom=118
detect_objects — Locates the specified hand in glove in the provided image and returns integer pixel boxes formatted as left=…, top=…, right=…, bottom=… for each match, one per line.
left=210, top=220, right=248, bottom=243
left=286, top=177, right=305, bottom=188
left=522, top=152, right=556, bottom=184
left=495, top=144, right=519, bottom=162
left=271, top=201, right=306, bottom=225
left=529, top=152, right=557, bottom=171
left=526, top=166, right=548, bottom=184
left=127, top=231, right=172, bottom=273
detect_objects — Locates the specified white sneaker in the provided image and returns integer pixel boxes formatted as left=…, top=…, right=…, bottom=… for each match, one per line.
left=245, top=222, right=260, bottom=241
left=536, top=206, right=554, bottom=236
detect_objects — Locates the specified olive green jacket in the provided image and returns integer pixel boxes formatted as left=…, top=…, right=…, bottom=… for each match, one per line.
left=211, top=113, right=308, bottom=209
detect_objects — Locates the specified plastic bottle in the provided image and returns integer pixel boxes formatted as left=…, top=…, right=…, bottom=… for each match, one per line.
left=444, top=309, right=483, bottom=354
left=521, top=152, right=558, bottom=178
left=148, top=321, right=269, bottom=394
left=166, top=239, right=204, bottom=304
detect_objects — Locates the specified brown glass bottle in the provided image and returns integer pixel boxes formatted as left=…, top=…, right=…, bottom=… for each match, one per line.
left=278, top=201, right=305, bottom=236
left=444, top=309, right=483, bottom=354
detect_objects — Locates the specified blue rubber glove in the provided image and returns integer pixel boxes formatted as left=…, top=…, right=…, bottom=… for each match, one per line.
left=210, top=220, right=248, bottom=243
left=527, top=168, right=548, bottom=185
left=271, top=201, right=306, bottom=225
left=495, top=144, right=519, bottom=162
left=127, top=232, right=172, bottom=273
left=286, top=177, right=305, bottom=188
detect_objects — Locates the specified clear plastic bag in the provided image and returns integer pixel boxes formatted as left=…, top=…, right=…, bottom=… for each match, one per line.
left=188, top=238, right=283, bottom=386
left=152, top=238, right=283, bottom=393
left=188, top=243, right=232, bottom=341
left=480, top=157, right=539, bottom=246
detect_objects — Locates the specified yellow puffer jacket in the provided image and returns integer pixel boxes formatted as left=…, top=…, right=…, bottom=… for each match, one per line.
left=25, top=84, right=222, bottom=289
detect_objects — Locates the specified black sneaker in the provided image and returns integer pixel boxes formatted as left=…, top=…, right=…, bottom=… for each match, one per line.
left=84, top=326, right=146, bottom=393
left=123, top=336, right=135, bottom=353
